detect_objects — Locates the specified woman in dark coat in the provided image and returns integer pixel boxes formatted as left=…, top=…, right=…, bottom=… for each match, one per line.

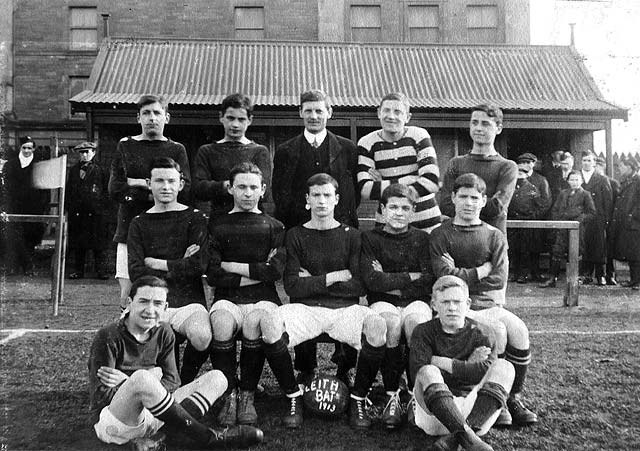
left=1, top=136, right=48, bottom=275
left=65, top=142, right=110, bottom=279
left=610, top=157, right=640, bottom=289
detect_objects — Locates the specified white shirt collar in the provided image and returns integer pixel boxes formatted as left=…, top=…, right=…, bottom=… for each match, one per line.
left=582, top=169, right=594, bottom=184
left=304, top=129, right=327, bottom=147
left=18, top=152, right=34, bottom=168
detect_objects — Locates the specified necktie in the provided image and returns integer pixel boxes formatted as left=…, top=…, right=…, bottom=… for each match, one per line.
left=312, top=138, right=319, bottom=149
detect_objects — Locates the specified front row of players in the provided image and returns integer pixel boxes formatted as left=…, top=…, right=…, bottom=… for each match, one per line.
left=89, top=159, right=537, bottom=449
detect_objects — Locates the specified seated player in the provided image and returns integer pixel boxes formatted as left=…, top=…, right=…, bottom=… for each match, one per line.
left=127, top=157, right=212, bottom=385
left=360, top=183, right=434, bottom=429
left=410, top=275, right=514, bottom=451
left=206, top=162, right=285, bottom=427
left=88, top=275, right=263, bottom=449
left=429, top=173, right=538, bottom=427
left=261, top=173, right=387, bottom=430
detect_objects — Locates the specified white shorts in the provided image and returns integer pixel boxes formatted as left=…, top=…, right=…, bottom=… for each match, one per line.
left=209, top=299, right=278, bottom=333
left=115, top=243, right=129, bottom=280
left=413, top=375, right=499, bottom=436
left=275, top=303, right=378, bottom=350
left=163, top=303, right=209, bottom=335
left=94, top=405, right=163, bottom=445
left=369, top=300, right=432, bottom=325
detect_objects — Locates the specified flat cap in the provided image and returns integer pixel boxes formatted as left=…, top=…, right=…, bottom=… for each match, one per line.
left=73, top=141, right=97, bottom=151
left=516, top=152, right=537, bottom=163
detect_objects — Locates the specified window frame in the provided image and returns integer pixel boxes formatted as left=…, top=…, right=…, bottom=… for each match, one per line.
left=234, top=5, right=265, bottom=40
left=69, top=6, right=98, bottom=51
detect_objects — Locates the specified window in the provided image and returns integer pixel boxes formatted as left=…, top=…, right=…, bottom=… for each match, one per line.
left=350, top=5, right=381, bottom=42
left=70, top=7, right=97, bottom=50
left=466, top=5, right=498, bottom=43
left=69, top=76, right=89, bottom=118
left=407, top=5, right=440, bottom=43
left=235, top=7, right=265, bottom=39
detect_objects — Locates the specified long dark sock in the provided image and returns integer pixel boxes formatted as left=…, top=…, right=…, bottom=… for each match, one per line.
left=380, top=345, right=404, bottom=392
left=423, top=383, right=466, bottom=434
left=150, top=391, right=212, bottom=446
left=404, top=349, right=414, bottom=390
left=180, top=342, right=210, bottom=385
left=181, top=391, right=214, bottom=420
left=505, top=344, right=531, bottom=395
left=466, top=382, right=508, bottom=430
left=210, top=338, right=237, bottom=391
left=264, top=334, right=299, bottom=395
left=294, top=341, right=317, bottom=373
left=239, top=337, right=265, bottom=391
left=351, top=337, right=385, bottom=398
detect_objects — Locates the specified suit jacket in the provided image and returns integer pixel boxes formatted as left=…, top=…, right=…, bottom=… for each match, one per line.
left=272, top=131, right=360, bottom=229
left=582, top=172, right=613, bottom=262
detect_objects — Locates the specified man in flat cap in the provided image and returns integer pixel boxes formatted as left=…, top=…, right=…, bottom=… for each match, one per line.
left=510, top=153, right=551, bottom=283
left=66, top=141, right=110, bottom=279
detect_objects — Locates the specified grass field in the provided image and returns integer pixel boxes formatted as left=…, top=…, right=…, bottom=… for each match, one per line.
left=1, top=274, right=640, bottom=451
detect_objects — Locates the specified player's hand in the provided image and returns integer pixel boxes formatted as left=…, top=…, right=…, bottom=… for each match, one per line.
left=327, top=269, right=352, bottom=285
left=267, top=248, right=278, bottom=262
left=298, top=267, right=312, bottom=278
left=371, top=260, right=383, bottom=272
left=97, top=366, right=129, bottom=388
left=183, top=244, right=200, bottom=259
left=477, top=261, right=494, bottom=280
left=467, top=346, right=491, bottom=363
left=368, top=168, right=383, bottom=182
left=441, top=252, right=455, bottom=269
left=408, top=272, right=422, bottom=281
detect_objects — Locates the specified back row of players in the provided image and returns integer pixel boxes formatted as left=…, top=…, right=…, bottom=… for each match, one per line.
left=90, top=91, right=538, bottom=450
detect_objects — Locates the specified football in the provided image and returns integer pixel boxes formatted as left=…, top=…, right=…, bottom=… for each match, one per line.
left=302, top=374, right=349, bottom=419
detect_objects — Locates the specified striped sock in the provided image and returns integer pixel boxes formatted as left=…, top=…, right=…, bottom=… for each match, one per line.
left=505, top=345, right=531, bottom=394
left=181, top=391, right=212, bottom=420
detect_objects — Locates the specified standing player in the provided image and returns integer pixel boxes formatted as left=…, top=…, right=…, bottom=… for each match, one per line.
left=206, top=162, right=285, bottom=427
left=193, top=93, right=272, bottom=221
left=410, top=275, right=514, bottom=451
left=127, top=157, right=211, bottom=385
left=88, top=275, right=263, bottom=449
left=109, top=95, right=191, bottom=311
left=430, top=173, right=538, bottom=427
left=440, top=104, right=517, bottom=235
left=261, top=173, right=387, bottom=430
left=357, top=92, right=441, bottom=232
left=360, top=183, right=434, bottom=429
left=272, top=89, right=361, bottom=390
left=579, top=150, right=613, bottom=285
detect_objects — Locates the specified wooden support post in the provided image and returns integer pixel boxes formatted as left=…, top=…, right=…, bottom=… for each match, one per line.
left=565, top=227, right=580, bottom=307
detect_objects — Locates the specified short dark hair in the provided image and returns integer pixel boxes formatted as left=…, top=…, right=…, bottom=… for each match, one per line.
left=432, top=275, right=469, bottom=301
left=560, top=152, right=574, bottom=163
left=19, top=136, right=35, bottom=146
left=130, top=275, right=168, bottom=299
left=306, top=173, right=338, bottom=193
left=229, top=161, right=263, bottom=185
left=380, top=183, right=418, bottom=206
left=300, top=90, right=331, bottom=109
left=379, top=92, right=410, bottom=112
left=149, top=156, right=182, bottom=175
left=567, top=170, right=583, bottom=180
left=220, top=93, right=253, bottom=118
left=137, top=94, right=168, bottom=112
left=471, top=104, right=503, bottom=126
left=620, top=156, right=640, bottom=172
left=453, top=173, right=487, bottom=195
left=581, top=149, right=596, bottom=159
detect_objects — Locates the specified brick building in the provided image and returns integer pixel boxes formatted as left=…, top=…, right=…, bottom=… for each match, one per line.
left=3, top=0, right=626, bottom=176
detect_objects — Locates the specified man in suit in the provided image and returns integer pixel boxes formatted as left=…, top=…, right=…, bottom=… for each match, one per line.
left=595, top=156, right=620, bottom=285
left=580, top=150, right=613, bottom=285
left=271, top=89, right=361, bottom=386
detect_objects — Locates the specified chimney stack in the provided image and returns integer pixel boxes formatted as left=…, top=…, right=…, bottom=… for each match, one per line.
left=569, top=22, right=576, bottom=47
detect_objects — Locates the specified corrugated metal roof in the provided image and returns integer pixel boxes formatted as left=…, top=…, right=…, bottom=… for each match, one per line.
left=71, top=38, right=625, bottom=115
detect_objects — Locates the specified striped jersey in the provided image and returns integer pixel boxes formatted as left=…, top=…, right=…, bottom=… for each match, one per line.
left=357, top=126, right=441, bottom=232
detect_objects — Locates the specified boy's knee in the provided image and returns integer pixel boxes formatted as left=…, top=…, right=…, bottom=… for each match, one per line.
left=199, top=369, right=228, bottom=392
left=260, top=312, right=284, bottom=344
left=363, top=314, right=387, bottom=347
left=488, top=359, right=515, bottom=390
left=243, top=310, right=264, bottom=333
left=502, top=315, right=530, bottom=348
left=381, top=312, right=402, bottom=345
left=416, top=364, right=443, bottom=386
left=209, top=309, right=237, bottom=340
left=127, top=369, right=159, bottom=391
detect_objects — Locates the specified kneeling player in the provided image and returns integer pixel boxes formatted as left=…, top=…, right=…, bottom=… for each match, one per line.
left=410, top=276, right=514, bottom=451
left=89, top=275, right=263, bottom=449
left=261, top=173, right=387, bottom=430
left=206, top=162, right=285, bottom=427
left=360, top=183, right=434, bottom=429
left=128, top=157, right=212, bottom=384
left=429, top=173, right=538, bottom=427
